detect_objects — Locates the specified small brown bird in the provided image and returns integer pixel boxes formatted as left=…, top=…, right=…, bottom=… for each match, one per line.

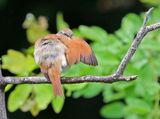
left=34, top=28, right=98, bottom=97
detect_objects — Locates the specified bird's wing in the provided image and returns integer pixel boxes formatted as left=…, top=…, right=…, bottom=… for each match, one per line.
left=61, top=37, right=98, bottom=66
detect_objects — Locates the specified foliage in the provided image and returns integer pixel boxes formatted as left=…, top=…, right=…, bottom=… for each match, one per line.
left=140, top=0, right=160, bottom=6
left=2, top=7, right=160, bottom=119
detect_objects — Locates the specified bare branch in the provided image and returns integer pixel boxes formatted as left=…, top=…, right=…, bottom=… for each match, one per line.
left=114, top=8, right=157, bottom=77
left=0, top=66, right=2, bottom=77
left=3, top=75, right=137, bottom=84
left=0, top=67, right=7, bottom=119
left=146, top=22, right=160, bottom=32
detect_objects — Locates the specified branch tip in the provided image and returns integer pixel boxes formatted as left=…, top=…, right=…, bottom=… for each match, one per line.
left=127, top=75, right=137, bottom=80
left=143, top=7, right=154, bottom=26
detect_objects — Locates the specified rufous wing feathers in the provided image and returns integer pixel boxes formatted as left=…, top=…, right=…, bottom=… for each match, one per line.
left=61, top=37, right=98, bottom=66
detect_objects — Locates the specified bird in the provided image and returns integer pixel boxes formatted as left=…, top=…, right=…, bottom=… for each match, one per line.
left=34, top=28, right=98, bottom=97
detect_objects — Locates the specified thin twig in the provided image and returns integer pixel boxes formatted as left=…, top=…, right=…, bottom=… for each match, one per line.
left=146, top=22, right=160, bottom=32
left=114, top=8, right=155, bottom=77
left=142, top=7, right=154, bottom=27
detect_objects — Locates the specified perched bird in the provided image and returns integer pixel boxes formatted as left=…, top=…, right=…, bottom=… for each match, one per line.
left=34, top=28, right=98, bottom=97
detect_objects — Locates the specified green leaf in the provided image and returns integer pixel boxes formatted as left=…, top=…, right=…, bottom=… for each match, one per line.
left=64, top=83, right=87, bottom=97
left=30, top=102, right=40, bottom=116
left=52, top=96, right=65, bottom=113
left=115, top=13, right=142, bottom=43
left=105, top=34, right=122, bottom=54
left=125, top=97, right=151, bottom=115
left=135, top=80, right=160, bottom=101
left=102, top=85, right=114, bottom=102
left=25, top=46, right=34, bottom=55
left=26, top=27, right=49, bottom=44
left=113, top=81, right=136, bottom=91
left=124, top=62, right=141, bottom=75
left=149, top=7, right=160, bottom=23
left=79, top=25, right=108, bottom=43
left=141, top=39, right=160, bottom=52
left=103, top=85, right=126, bottom=102
left=56, top=12, right=69, bottom=31
left=23, top=13, right=36, bottom=29
left=125, top=114, right=141, bottom=119
left=23, top=13, right=50, bottom=43
left=20, top=98, right=36, bottom=112
left=23, top=13, right=49, bottom=43
left=140, top=0, right=160, bottom=6
left=134, top=64, right=155, bottom=98
left=72, top=28, right=82, bottom=37
left=64, top=62, right=98, bottom=76
left=8, top=84, right=32, bottom=112
left=73, top=83, right=104, bottom=98
left=121, top=13, right=142, bottom=35
left=5, top=84, right=13, bottom=92
left=34, top=84, right=53, bottom=110
left=2, top=49, right=36, bottom=76
left=100, top=102, right=125, bottom=118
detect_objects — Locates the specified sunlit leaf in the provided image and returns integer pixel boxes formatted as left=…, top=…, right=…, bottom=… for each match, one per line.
left=125, top=97, right=151, bottom=115
left=34, top=84, right=53, bottom=110
left=121, top=13, right=142, bottom=36
left=52, top=96, right=65, bottom=113
left=20, top=98, right=35, bottom=112
left=103, top=85, right=126, bottom=102
left=26, top=27, right=49, bottom=44
left=2, top=49, right=36, bottom=76
left=125, top=114, right=141, bottom=119
left=5, top=84, right=13, bottom=92
left=56, top=12, right=69, bottom=31
left=140, top=0, right=160, bottom=6
left=73, top=83, right=104, bottom=98
left=79, top=25, right=108, bottom=43
left=100, top=102, right=125, bottom=118
left=30, top=102, right=40, bottom=116
left=64, top=83, right=87, bottom=97
left=8, top=84, right=32, bottom=112
left=115, top=13, right=142, bottom=43
left=25, top=46, right=34, bottom=55
left=23, top=13, right=50, bottom=43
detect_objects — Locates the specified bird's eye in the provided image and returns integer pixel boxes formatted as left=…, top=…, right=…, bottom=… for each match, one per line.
left=42, top=42, right=48, bottom=46
left=64, top=33, right=72, bottom=38
left=41, top=39, right=52, bottom=46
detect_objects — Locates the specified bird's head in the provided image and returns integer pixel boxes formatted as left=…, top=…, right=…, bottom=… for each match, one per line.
left=57, top=28, right=73, bottom=38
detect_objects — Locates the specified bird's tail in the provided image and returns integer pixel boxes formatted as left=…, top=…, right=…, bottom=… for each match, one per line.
left=48, top=65, right=63, bottom=97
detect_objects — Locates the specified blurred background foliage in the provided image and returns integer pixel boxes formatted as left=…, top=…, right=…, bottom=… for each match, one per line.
left=0, top=0, right=160, bottom=119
